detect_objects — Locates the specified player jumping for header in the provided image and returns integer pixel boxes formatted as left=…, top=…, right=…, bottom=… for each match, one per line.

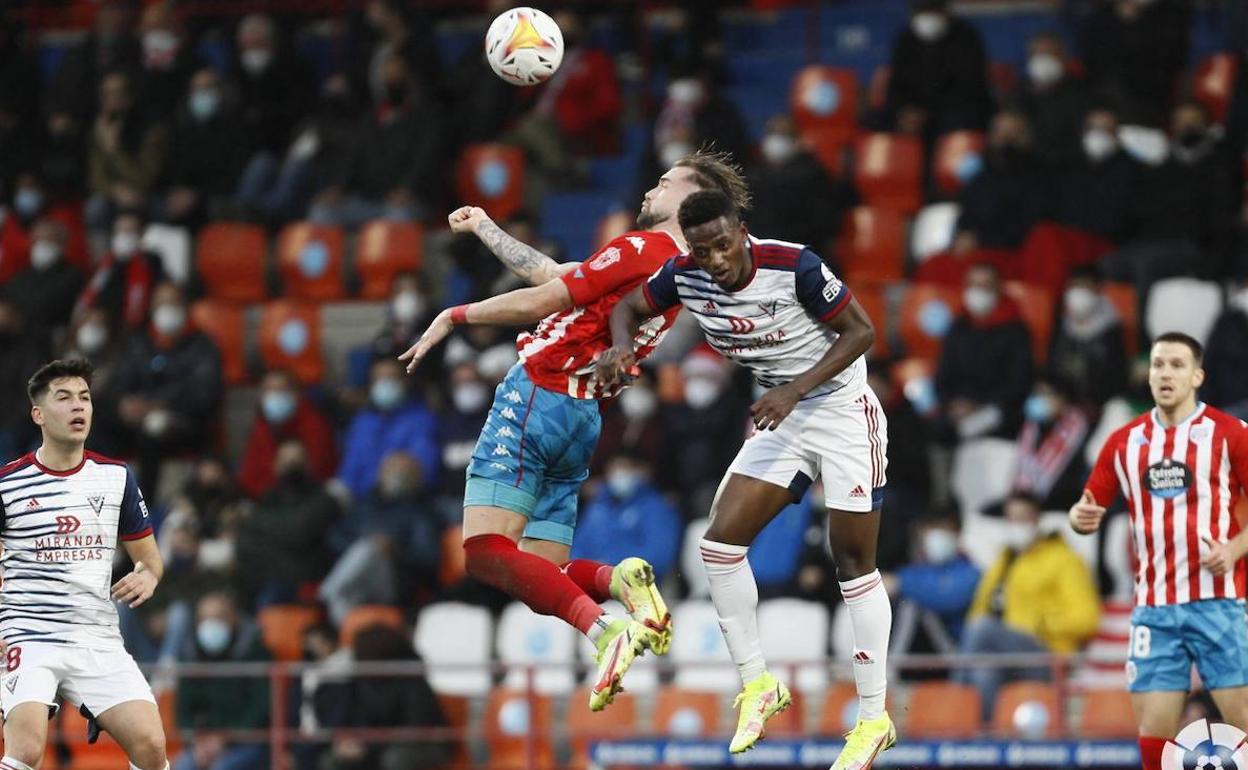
left=599, top=190, right=894, bottom=770
left=1070, top=332, right=1248, bottom=770
left=0, top=359, right=168, bottom=770
left=401, top=152, right=752, bottom=710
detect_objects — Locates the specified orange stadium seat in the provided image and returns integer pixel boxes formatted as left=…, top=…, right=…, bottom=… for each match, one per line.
left=257, top=604, right=323, bottom=662
left=906, top=681, right=983, bottom=738
left=836, top=206, right=905, bottom=286
left=483, top=688, right=555, bottom=769
left=933, top=130, right=986, bottom=196
left=1003, top=281, right=1054, bottom=364
left=854, top=133, right=924, bottom=214
left=853, top=282, right=890, bottom=359
left=436, top=693, right=473, bottom=770
left=196, top=221, right=267, bottom=303
left=340, top=604, right=405, bottom=648
left=652, top=688, right=722, bottom=736
left=818, top=681, right=861, bottom=734
left=567, top=689, right=638, bottom=768
left=258, top=300, right=324, bottom=385
left=867, top=65, right=890, bottom=112
left=56, top=706, right=130, bottom=769
left=1078, top=688, right=1136, bottom=738
left=276, top=222, right=346, bottom=301
left=456, top=143, right=526, bottom=222
left=898, top=283, right=962, bottom=361
left=356, top=220, right=423, bottom=299
left=992, top=681, right=1063, bottom=738
left=1102, top=282, right=1139, bottom=357
left=190, top=300, right=248, bottom=385
left=1194, top=53, right=1239, bottom=124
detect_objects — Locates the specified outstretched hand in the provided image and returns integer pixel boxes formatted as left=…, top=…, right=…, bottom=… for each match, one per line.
left=399, top=311, right=453, bottom=373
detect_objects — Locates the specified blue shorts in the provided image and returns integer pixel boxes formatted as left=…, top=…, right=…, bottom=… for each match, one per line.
left=1127, top=599, right=1248, bottom=692
left=463, top=364, right=602, bottom=546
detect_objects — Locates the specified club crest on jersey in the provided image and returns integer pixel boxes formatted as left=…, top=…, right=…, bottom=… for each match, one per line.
left=87, top=495, right=105, bottom=515
left=758, top=300, right=779, bottom=319
left=1191, top=424, right=1213, bottom=440
left=4, top=676, right=16, bottom=694
left=1147, top=458, right=1192, bottom=499
left=589, top=247, right=621, bottom=271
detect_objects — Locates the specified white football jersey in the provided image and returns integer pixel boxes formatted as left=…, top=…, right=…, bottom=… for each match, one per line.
left=0, top=452, right=153, bottom=651
left=643, top=235, right=865, bottom=399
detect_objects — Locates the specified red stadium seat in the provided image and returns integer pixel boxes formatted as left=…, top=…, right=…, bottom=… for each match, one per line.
left=1102, top=283, right=1138, bottom=357
left=356, top=220, right=423, bottom=300
left=456, top=143, right=526, bottom=222
left=196, top=222, right=267, bottom=302
left=483, top=688, right=555, bottom=769
left=906, top=682, right=982, bottom=738
left=567, top=688, right=637, bottom=768
left=867, top=65, right=890, bottom=112
left=276, top=222, right=346, bottom=301
left=340, top=604, right=405, bottom=648
left=190, top=300, right=248, bottom=385
left=792, top=66, right=859, bottom=175
left=992, top=681, right=1063, bottom=738
left=898, top=283, right=962, bottom=361
left=1002, top=281, right=1054, bottom=365
left=836, top=206, right=905, bottom=286
left=853, top=133, right=924, bottom=214
left=1194, top=53, right=1239, bottom=124
left=1078, top=688, right=1136, bottom=738
left=258, top=300, right=324, bottom=385
left=818, top=681, right=861, bottom=734
left=854, top=282, right=891, bottom=359
left=257, top=604, right=323, bottom=662
left=652, top=688, right=722, bottom=736
left=933, top=131, right=986, bottom=196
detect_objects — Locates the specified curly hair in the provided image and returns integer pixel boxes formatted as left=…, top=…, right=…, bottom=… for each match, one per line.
left=677, top=189, right=737, bottom=232
left=674, top=148, right=752, bottom=213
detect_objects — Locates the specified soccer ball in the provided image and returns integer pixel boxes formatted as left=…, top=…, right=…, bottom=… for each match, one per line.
left=484, top=7, right=564, bottom=86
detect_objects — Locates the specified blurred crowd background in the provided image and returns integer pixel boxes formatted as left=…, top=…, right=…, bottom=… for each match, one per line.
left=0, top=0, right=1246, bottom=767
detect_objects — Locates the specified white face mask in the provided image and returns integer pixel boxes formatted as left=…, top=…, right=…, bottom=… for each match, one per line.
left=241, top=48, right=273, bottom=75
left=922, top=529, right=958, bottom=564
left=30, top=240, right=61, bottom=271
left=112, top=231, right=140, bottom=259
left=619, top=386, right=657, bottom=421
left=1082, top=128, right=1118, bottom=162
left=1027, top=53, right=1063, bottom=87
left=761, top=133, right=798, bottom=165
left=963, top=286, right=998, bottom=318
left=911, top=12, right=948, bottom=41
left=1232, top=288, right=1248, bottom=315
left=1064, top=286, right=1099, bottom=319
left=684, top=377, right=722, bottom=410
left=391, top=291, right=426, bottom=325
left=606, top=468, right=644, bottom=499
left=152, top=304, right=186, bottom=336
left=667, top=79, right=704, bottom=107
left=76, top=322, right=108, bottom=354
left=1005, top=521, right=1039, bottom=551
left=196, top=618, right=232, bottom=655
left=659, top=141, right=693, bottom=169
left=451, top=381, right=489, bottom=414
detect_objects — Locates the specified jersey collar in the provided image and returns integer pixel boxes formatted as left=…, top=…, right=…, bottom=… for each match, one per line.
left=1151, top=401, right=1206, bottom=430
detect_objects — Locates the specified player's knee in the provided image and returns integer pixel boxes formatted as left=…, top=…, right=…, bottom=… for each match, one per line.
left=128, top=730, right=167, bottom=768
left=5, top=734, right=48, bottom=768
left=830, top=542, right=875, bottom=580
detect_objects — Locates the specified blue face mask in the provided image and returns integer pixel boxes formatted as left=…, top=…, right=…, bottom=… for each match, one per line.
left=14, top=188, right=42, bottom=218
left=1024, top=394, right=1056, bottom=424
left=188, top=89, right=220, bottom=121
left=196, top=618, right=232, bottom=656
left=371, top=378, right=406, bottom=411
left=261, top=391, right=297, bottom=424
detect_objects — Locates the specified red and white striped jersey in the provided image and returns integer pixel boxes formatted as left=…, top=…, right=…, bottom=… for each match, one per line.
left=1085, top=403, right=1248, bottom=607
left=518, top=231, right=682, bottom=399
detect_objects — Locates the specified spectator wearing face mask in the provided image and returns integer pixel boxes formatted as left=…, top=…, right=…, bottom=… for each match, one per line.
left=175, top=591, right=271, bottom=770
left=59, top=307, right=125, bottom=453
left=1050, top=108, right=1136, bottom=244
left=237, top=368, right=339, bottom=499
left=134, top=3, right=202, bottom=122
left=747, top=114, right=855, bottom=258
left=0, top=172, right=90, bottom=281
left=1017, top=32, right=1094, bottom=165
left=884, top=515, right=980, bottom=656
left=182, top=455, right=248, bottom=543
left=231, top=14, right=314, bottom=165
left=346, top=272, right=436, bottom=396
left=337, top=358, right=441, bottom=498
left=572, top=450, right=682, bottom=580
left=0, top=298, right=48, bottom=459
left=321, top=452, right=442, bottom=624
left=934, top=262, right=1034, bottom=442
left=86, top=70, right=168, bottom=240
left=1082, top=0, right=1190, bottom=128
left=591, top=369, right=665, bottom=479
left=437, top=362, right=492, bottom=501
left=110, top=281, right=223, bottom=490
left=1046, top=268, right=1128, bottom=407
left=49, top=0, right=141, bottom=123
left=884, top=0, right=994, bottom=139
left=236, top=440, right=339, bottom=607
left=159, top=67, right=247, bottom=227
left=954, top=109, right=1050, bottom=253
left=2, top=218, right=83, bottom=341
left=1199, top=278, right=1248, bottom=419
left=1011, top=380, right=1091, bottom=511
left=309, top=52, right=442, bottom=226
left=956, top=493, right=1099, bottom=719
left=75, top=210, right=167, bottom=329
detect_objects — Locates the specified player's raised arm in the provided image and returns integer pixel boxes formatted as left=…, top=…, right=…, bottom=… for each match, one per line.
left=449, top=206, right=578, bottom=285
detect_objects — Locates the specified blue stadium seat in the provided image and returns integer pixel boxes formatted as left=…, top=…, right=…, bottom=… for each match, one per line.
left=541, top=192, right=617, bottom=260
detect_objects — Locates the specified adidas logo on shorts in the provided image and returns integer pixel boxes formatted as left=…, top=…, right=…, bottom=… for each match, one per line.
left=848, top=485, right=867, bottom=499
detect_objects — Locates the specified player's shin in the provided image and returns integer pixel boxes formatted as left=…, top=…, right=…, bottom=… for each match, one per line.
left=839, top=570, right=891, bottom=720
left=699, top=539, right=766, bottom=683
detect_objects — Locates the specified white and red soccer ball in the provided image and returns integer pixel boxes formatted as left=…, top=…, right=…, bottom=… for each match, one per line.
left=485, top=7, right=564, bottom=86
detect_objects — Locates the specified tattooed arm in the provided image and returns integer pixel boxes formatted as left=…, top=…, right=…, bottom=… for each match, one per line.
left=448, top=206, right=578, bottom=286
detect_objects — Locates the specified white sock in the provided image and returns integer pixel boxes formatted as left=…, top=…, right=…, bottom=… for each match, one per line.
left=2, top=758, right=35, bottom=770
left=840, top=570, right=891, bottom=720
left=700, top=539, right=766, bottom=685
left=129, top=763, right=170, bottom=770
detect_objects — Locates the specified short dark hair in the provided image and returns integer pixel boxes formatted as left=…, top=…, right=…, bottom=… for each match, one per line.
left=678, top=189, right=738, bottom=232
left=27, top=359, right=94, bottom=404
left=1153, top=331, right=1204, bottom=363
left=673, top=149, right=752, bottom=212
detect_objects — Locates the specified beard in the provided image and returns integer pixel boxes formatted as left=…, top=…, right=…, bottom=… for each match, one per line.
left=636, top=206, right=663, bottom=229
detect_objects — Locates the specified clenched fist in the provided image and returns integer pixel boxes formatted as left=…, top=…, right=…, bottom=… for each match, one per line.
left=1068, top=490, right=1105, bottom=535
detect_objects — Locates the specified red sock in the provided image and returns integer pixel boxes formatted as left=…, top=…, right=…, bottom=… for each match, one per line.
left=561, top=559, right=614, bottom=602
left=1138, top=735, right=1166, bottom=770
left=463, top=534, right=604, bottom=635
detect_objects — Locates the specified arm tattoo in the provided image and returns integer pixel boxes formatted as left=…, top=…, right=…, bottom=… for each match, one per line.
left=476, top=219, right=560, bottom=286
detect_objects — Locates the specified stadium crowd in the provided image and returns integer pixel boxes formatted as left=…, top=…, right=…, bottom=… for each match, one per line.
left=0, top=0, right=1246, bottom=766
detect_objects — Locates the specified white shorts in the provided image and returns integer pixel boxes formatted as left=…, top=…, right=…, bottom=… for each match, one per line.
left=0, top=643, right=155, bottom=718
left=728, top=386, right=888, bottom=512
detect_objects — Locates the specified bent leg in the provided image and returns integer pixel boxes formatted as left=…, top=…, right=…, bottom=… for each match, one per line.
left=94, top=700, right=167, bottom=770
left=2, top=702, right=52, bottom=770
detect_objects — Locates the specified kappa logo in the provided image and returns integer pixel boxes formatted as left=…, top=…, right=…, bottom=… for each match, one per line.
left=490, top=463, right=510, bottom=472
left=757, top=300, right=779, bottom=319
left=590, top=246, right=622, bottom=271
left=500, top=407, right=518, bottom=420
left=87, top=495, right=105, bottom=515
left=728, top=317, right=755, bottom=334
left=497, top=427, right=516, bottom=439
left=1192, top=424, right=1213, bottom=441
left=627, top=236, right=646, bottom=254
left=848, top=485, right=868, bottom=499
left=54, top=515, right=80, bottom=534
left=493, top=444, right=512, bottom=457
left=504, top=390, right=524, bottom=404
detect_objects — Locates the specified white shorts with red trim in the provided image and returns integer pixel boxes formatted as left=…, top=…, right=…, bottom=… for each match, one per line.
left=727, top=384, right=888, bottom=513
left=0, top=642, right=155, bottom=718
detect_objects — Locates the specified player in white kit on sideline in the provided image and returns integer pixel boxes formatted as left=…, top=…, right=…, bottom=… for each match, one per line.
left=600, top=190, right=894, bottom=770
left=0, top=359, right=168, bottom=770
